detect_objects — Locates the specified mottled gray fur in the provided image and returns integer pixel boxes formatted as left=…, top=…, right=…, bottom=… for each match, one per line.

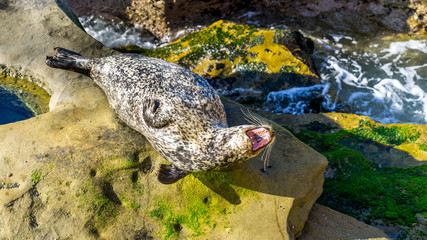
left=46, top=48, right=274, bottom=181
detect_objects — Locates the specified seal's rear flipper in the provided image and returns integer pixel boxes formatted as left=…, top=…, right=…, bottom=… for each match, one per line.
left=46, top=47, right=91, bottom=76
left=157, top=164, right=189, bottom=184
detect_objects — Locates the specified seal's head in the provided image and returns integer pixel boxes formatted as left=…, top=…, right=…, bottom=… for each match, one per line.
left=203, top=124, right=276, bottom=171
left=156, top=123, right=276, bottom=184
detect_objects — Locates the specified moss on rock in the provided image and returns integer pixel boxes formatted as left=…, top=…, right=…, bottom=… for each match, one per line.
left=150, top=174, right=232, bottom=238
left=67, top=146, right=266, bottom=239
left=117, top=20, right=316, bottom=78
left=286, top=114, right=427, bottom=239
left=349, top=119, right=420, bottom=146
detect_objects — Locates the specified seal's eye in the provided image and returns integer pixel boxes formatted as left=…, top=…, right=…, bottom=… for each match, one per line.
left=246, top=127, right=271, bottom=151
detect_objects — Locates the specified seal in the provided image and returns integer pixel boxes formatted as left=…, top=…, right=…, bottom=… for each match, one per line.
left=46, top=48, right=275, bottom=184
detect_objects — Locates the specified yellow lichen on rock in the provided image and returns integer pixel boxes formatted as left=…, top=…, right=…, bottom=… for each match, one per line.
left=246, top=30, right=315, bottom=76
left=142, top=20, right=318, bottom=80
left=192, top=58, right=234, bottom=78
left=165, top=39, right=192, bottom=63
left=322, top=112, right=427, bottom=163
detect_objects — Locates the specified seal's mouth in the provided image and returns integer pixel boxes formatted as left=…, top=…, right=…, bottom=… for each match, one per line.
left=246, top=127, right=272, bottom=151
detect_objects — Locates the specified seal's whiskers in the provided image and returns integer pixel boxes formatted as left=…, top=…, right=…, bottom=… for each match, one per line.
left=241, top=108, right=267, bottom=126
left=262, top=140, right=275, bottom=172
left=241, top=108, right=275, bottom=172
left=241, top=108, right=256, bottom=125
left=248, top=110, right=266, bottom=126
left=244, top=117, right=257, bottom=125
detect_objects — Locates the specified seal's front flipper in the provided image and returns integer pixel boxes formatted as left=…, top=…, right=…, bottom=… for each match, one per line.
left=46, top=47, right=91, bottom=76
left=142, top=98, right=173, bottom=128
left=157, top=164, right=189, bottom=184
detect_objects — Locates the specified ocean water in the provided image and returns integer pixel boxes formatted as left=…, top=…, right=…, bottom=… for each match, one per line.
left=78, top=16, right=427, bottom=124
left=311, top=35, right=427, bottom=124
left=0, top=87, right=34, bottom=125
left=78, top=16, right=158, bottom=49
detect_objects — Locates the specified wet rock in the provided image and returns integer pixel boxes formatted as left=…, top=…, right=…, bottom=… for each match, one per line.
left=262, top=112, right=427, bottom=166
left=68, top=0, right=427, bottom=40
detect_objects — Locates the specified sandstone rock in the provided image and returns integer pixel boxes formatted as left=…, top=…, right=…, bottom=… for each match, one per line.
left=0, top=97, right=328, bottom=239
left=0, top=0, right=115, bottom=111
left=299, top=204, right=390, bottom=240
left=0, top=0, right=329, bottom=239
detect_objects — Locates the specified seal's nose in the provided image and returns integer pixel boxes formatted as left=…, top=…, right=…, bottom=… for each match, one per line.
left=271, top=129, right=275, bottom=139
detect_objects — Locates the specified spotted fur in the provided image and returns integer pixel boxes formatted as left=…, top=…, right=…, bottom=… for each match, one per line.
left=46, top=48, right=275, bottom=183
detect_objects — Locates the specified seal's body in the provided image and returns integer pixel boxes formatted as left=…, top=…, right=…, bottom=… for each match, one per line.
left=46, top=48, right=275, bottom=184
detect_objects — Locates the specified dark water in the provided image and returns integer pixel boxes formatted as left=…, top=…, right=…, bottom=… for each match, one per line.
left=0, top=87, right=34, bottom=125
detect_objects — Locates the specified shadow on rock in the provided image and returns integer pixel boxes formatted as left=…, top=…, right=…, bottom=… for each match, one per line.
left=100, top=181, right=122, bottom=205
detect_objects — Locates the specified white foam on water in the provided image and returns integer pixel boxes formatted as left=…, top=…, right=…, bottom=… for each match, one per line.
left=174, top=30, right=187, bottom=39
left=381, top=63, right=393, bottom=77
left=238, top=11, right=262, bottom=19
left=329, top=34, right=353, bottom=43
left=314, top=35, right=427, bottom=124
left=78, top=16, right=158, bottom=49
left=265, top=85, right=325, bottom=114
left=381, top=39, right=427, bottom=59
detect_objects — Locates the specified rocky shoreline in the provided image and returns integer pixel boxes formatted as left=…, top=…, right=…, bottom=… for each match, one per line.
left=68, top=0, right=427, bottom=41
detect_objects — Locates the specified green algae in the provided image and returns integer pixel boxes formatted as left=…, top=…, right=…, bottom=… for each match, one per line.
left=115, top=20, right=316, bottom=79
left=149, top=195, right=214, bottom=239
left=149, top=171, right=253, bottom=239
left=78, top=180, right=124, bottom=232
left=350, top=119, right=420, bottom=146
left=74, top=150, right=255, bottom=239
left=293, top=126, right=427, bottom=238
left=419, top=143, right=427, bottom=152
left=78, top=157, right=135, bottom=227
left=30, top=163, right=54, bottom=185
left=88, top=184, right=120, bottom=223
left=30, top=169, right=44, bottom=185
left=0, top=74, right=50, bottom=115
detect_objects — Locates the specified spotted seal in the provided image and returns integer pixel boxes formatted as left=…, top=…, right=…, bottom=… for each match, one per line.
left=46, top=48, right=275, bottom=184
